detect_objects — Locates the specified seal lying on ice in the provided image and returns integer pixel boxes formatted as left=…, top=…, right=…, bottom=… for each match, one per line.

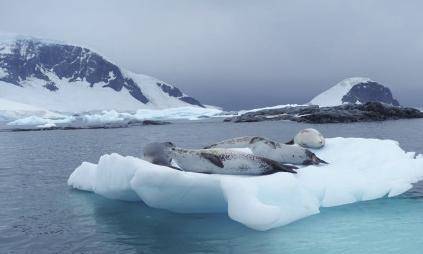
left=143, top=142, right=298, bottom=175
left=286, top=128, right=325, bottom=149
left=205, top=136, right=328, bottom=165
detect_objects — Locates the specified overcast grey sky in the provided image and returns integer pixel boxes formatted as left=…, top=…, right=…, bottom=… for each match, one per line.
left=0, top=0, right=422, bottom=109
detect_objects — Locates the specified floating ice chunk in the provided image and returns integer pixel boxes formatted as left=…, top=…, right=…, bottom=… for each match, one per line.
left=5, top=106, right=223, bottom=127
left=67, top=138, right=423, bottom=231
left=68, top=162, right=97, bottom=192
left=7, top=115, right=75, bottom=126
left=132, top=106, right=222, bottom=120
left=36, top=123, right=57, bottom=128
left=82, top=110, right=125, bottom=123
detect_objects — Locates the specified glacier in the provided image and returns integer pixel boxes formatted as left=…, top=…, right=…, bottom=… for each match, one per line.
left=68, top=137, right=423, bottom=231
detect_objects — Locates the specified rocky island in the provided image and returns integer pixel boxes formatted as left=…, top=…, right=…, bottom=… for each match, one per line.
left=225, top=78, right=423, bottom=124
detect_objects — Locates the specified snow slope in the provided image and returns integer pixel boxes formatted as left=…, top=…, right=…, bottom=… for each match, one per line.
left=0, top=79, right=149, bottom=113
left=0, top=33, right=204, bottom=112
left=68, top=137, right=423, bottom=231
left=0, top=97, right=62, bottom=121
left=309, top=77, right=372, bottom=106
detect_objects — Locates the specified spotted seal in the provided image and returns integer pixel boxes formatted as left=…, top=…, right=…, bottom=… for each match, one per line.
left=143, top=142, right=298, bottom=175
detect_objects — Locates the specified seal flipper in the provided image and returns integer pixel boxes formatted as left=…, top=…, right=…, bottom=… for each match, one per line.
left=249, top=136, right=265, bottom=144
left=316, top=156, right=328, bottom=164
left=168, top=165, right=183, bottom=171
left=168, top=159, right=184, bottom=171
left=203, top=144, right=215, bottom=149
left=200, top=153, right=224, bottom=168
left=274, top=163, right=298, bottom=174
left=304, top=150, right=329, bottom=165
left=285, top=139, right=295, bottom=145
left=267, top=140, right=277, bottom=149
left=261, top=157, right=298, bottom=174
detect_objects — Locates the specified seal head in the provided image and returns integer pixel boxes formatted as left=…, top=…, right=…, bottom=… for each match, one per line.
left=287, top=128, right=325, bottom=149
left=143, top=142, right=175, bottom=167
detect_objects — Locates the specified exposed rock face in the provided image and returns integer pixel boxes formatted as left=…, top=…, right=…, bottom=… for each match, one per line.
left=0, top=35, right=204, bottom=109
left=0, top=39, right=151, bottom=102
left=342, top=82, right=400, bottom=106
left=156, top=82, right=203, bottom=107
left=309, top=77, right=401, bottom=107
left=225, top=102, right=423, bottom=124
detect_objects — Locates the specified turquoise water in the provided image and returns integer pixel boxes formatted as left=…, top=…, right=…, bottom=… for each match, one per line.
left=1, top=118, right=423, bottom=253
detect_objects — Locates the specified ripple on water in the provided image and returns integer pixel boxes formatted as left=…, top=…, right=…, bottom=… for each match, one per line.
left=0, top=118, right=423, bottom=253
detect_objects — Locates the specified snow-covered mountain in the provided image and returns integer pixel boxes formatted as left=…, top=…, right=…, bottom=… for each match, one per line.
left=309, top=77, right=400, bottom=107
left=0, top=33, right=204, bottom=112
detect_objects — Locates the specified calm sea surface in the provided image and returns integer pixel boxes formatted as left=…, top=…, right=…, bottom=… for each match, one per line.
left=1, top=118, right=423, bottom=253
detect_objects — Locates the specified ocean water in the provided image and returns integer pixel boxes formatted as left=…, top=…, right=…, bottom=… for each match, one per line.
left=1, top=118, right=423, bottom=253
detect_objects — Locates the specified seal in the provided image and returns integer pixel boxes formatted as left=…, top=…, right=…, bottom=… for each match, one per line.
left=143, top=142, right=298, bottom=175
left=205, top=136, right=328, bottom=165
left=286, top=128, right=325, bottom=149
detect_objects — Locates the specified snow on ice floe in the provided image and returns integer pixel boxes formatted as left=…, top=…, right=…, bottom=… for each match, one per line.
left=68, top=137, right=423, bottom=231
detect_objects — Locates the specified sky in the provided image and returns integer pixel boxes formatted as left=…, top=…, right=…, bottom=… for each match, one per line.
left=0, top=0, right=422, bottom=110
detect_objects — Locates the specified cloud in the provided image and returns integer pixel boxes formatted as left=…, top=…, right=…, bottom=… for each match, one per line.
left=0, top=0, right=422, bottom=109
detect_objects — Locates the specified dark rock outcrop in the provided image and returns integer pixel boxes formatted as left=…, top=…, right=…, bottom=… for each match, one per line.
left=342, top=81, right=400, bottom=106
left=156, top=82, right=204, bottom=107
left=225, top=102, right=423, bottom=124
left=0, top=39, right=149, bottom=103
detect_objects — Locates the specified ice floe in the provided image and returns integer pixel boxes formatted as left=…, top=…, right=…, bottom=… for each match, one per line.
left=68, top=137, right=423, bottom=231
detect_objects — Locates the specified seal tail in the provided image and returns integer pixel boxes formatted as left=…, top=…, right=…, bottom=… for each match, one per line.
left=285, top=139, right=295, bottom=145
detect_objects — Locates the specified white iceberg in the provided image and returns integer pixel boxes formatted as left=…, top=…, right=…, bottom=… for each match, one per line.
left=81, top=106, right=223, bottom=124
left=7, top=115, right=76, bottom=127
left=67, top=137, right=423, bottom=231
